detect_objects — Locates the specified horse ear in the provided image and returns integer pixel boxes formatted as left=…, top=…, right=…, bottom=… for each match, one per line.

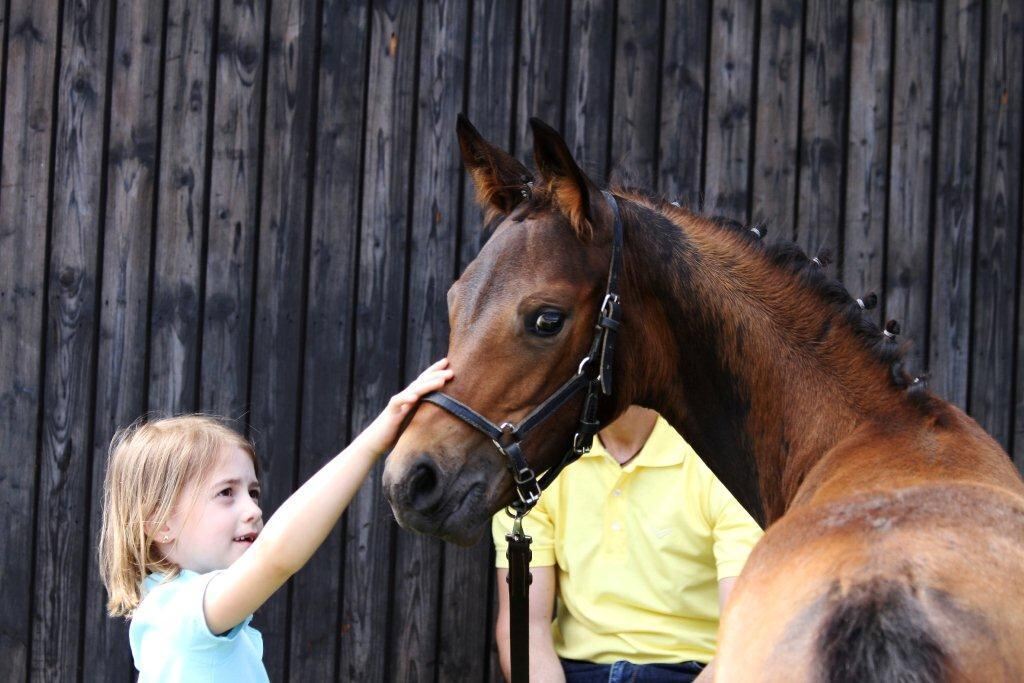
left=457, top=114, right=530, bottom=217
left=530, top=117, right=597, bottom=237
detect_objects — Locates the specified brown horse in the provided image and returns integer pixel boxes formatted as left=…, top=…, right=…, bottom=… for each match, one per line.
left=382, top=116, right=1024, bottom=682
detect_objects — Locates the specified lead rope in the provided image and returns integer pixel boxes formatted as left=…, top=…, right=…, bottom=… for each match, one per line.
left=506, top=512, right=533, bottom=683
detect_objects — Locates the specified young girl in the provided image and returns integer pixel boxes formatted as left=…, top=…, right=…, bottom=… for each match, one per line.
left=99, top=359, right=453, bottom=681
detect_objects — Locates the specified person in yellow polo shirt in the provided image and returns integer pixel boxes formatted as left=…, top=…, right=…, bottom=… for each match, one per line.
left=492, top=406, right=763, bottom=682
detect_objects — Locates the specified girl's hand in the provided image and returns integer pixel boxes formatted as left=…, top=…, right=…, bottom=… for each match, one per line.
left=358, top=358, right=453, bottom=456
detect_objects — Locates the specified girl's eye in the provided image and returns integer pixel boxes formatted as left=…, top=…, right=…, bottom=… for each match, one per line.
left=249, top=489, right=260, bottom=500
left=530, top=310, right=565, bottom=337
left=218, top=488, right=233, bottom=497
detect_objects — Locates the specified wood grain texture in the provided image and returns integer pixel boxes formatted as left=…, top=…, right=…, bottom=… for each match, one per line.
left=82, top=2, right=165, bottom=679
left=0, top=1, right=60, bottom=677
left=751, top=0, right=802, bottom=238
left=795, top=0, right=847, bottom=256
left=563, top=0, right=614, bottom=178
left=514, top=0, right=568, bottom=160
left=338, top=1, right=419, bottom=680
left=285, top=1, right=368, bottom=680
left=704, top=0, right=758, bottom=222
left=884, top=0, right=937, bottom=373
left=927, top=0, right=981, bottom=410
left=245, top=0, right=321, bottom=678
left=659, top=0, right=711, bottom=208
left=200, top=0, right=266, bottom=421
left=33, top=0, right=112, bottom=678
left=610, top=0, right=663, bottom=188
left=842, top=0, right=891, bottom=327
left=970, top=0, right=1022, bottom=451
left=147, top=0, right=215, bottom=414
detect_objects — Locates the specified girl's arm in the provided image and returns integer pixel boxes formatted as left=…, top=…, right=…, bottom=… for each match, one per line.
left=203, top=359, right=453, bottom=635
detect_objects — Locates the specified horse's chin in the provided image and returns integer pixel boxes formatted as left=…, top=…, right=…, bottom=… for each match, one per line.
left=389, top=482, right=500, bottom=547
left=393, top=507, right=492, bottom=547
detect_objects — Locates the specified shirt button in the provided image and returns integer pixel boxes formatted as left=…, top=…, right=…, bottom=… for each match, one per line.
left=611, top=522, right=622, bottom=532
left=612, top=489, right=622, bottom=497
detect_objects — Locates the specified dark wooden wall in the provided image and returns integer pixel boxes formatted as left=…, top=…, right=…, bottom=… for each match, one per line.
left=1, top=0, right=1022, bottom=681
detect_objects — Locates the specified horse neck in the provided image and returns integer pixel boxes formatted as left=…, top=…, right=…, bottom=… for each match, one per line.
left=614, top=201, right=907, bottom=526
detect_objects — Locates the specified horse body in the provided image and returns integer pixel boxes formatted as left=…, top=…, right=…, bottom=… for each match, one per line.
left=383, top=117, right=1024, bottom=680
left=615, top=192, right=1024, bottom=681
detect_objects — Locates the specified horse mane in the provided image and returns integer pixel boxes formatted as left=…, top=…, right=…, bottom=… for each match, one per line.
left=604, top=184, right=948, bottom=418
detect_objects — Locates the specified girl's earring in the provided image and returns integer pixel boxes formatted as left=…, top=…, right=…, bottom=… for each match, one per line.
left=163, top=536, right=169, bottom=543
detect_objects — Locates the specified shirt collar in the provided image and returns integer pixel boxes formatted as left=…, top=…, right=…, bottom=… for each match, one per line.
left=582, top=416, right=688, bottom=470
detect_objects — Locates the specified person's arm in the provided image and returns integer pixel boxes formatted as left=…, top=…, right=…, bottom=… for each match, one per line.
left=692, top=576, right=737, bottom=682
left=495, top=565, right=565, bottom=683
left=203, top=359, right=453, bottom=635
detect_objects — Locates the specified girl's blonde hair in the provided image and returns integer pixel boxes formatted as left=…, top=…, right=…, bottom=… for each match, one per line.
left=98, top=415, right=258, bottom=617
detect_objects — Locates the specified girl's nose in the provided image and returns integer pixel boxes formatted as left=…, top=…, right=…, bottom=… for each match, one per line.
left=243, top=497, right=262, bottom=522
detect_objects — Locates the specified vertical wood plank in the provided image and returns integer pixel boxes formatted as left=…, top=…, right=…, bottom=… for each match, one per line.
left=609, top=0, right=663, bottom=188
left=246, top=0, right=320, bottom=678
left=455, top=0, right=518, bottom=272
left=387, top=1, right=467, bottom=680
left=147, top=0, right=215, bottom=414
left=927, top=0, right=981, bottom=410
left=970, top=0, right=1022, bottom=450
left=339, top=1, right=420, bottom=679
left=0, top=1, right=61, bottom=677
left=704, top=0, right=758, bottom=222
left=795, top=0, right=848, bottom=255
left=514, top=0, right=568, bottom=159
left=0, top=0, right=7, bottom=137
left=439, top=3, right=519, bottom=681
left=842, top=0, right=891, bottom=327
left=751, top=0, right=802, bottom=238
left=286, top=1, right=368, bottom=679
left=200, top=0, right=266, bottom=420
left=33, top=0, right=112, bottom=678
left=659, top=0, right=711, bottom=208
left=884, top=0, right=937, bottom=372
left=563, top=0, right=614, bottom=177
left=82, top=2, right=165, bottom=679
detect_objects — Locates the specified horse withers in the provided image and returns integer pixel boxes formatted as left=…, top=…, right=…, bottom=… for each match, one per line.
left=382, top=116, right=1024, bottom=682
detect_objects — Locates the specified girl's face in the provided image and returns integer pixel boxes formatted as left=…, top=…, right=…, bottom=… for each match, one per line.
left=157, top=444, right=263, bottom=574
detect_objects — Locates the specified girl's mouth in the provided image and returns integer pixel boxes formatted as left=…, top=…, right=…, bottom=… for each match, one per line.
left=233, top=532, right=258, bottom=544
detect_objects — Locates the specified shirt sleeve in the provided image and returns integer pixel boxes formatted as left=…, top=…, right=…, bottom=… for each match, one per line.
left=492, top=496, right=557, bottom=568
left=170, top=571, right=252, bottom=649
left=707, top=478, right=763, bottom=581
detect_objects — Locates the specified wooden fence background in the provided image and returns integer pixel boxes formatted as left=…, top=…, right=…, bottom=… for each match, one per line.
left=1, top=0, right=1022, bottom=680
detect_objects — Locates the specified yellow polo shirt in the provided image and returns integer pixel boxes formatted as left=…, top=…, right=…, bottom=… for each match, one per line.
left=492, top=417, right=762, bottom=665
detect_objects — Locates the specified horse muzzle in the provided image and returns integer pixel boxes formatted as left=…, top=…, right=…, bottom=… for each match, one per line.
left=382, top=450, right=506, bottom=546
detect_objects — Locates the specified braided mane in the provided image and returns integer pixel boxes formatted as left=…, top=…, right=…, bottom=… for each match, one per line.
left=606, top=185, right=947, bottom=416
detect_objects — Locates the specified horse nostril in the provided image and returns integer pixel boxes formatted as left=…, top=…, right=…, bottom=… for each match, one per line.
left=407, top=456, right=442, bottom=512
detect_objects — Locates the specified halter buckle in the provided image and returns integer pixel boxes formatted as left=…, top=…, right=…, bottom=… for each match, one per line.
left=572, top=431, right=593, bottom=456
left=601, top=293, right=620, bottom=318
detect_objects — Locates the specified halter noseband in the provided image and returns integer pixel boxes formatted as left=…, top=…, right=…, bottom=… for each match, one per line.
left=422, top=190, right=624, bottom=515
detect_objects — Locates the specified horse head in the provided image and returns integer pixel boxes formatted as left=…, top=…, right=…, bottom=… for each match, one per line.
left=383, top=116, right=629, bottom=545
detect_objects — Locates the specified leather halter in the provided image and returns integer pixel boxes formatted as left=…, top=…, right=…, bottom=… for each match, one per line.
left=422, top=190, right=624, bottom=515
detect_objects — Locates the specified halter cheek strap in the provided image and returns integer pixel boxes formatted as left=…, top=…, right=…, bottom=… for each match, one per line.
left=422, top=190, right=625, bottom=514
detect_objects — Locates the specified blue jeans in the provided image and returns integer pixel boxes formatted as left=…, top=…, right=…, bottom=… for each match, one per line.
left=560, top=658, right=705, bottom=682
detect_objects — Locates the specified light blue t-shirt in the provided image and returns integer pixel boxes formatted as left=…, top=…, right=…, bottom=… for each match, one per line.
left=130, top=569, right=268, bottom=682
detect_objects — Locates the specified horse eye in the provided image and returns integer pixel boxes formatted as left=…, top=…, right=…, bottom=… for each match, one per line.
left=531, top=310, right=565, bottom=336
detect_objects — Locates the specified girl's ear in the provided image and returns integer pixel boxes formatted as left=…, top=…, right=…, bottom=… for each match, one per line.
left=144, top=519, right=173, bottom=545
left=457, top=114, right=531, bottom=218
left=529, top=117, right=599, bottom=238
